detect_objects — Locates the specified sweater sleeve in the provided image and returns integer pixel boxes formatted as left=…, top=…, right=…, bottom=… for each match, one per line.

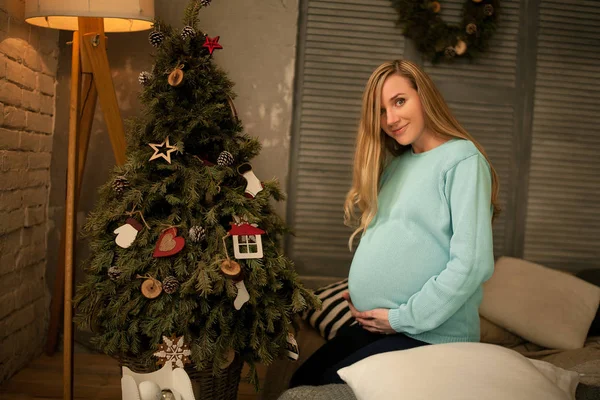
left=387, top=154, right=494, bottom=334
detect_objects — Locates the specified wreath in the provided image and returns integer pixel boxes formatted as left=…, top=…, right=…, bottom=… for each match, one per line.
left=390, top=0, right=500, bottom=63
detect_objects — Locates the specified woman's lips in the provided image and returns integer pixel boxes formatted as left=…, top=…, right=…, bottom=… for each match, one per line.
left=392, top=124, right=408, bottom=135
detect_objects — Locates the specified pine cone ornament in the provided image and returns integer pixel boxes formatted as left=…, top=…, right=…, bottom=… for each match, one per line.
left=200, top=0, right=212, bottom=6
left=217, top=151, right=234, bottom=166
left=149, top=30, right=165, bottom=47
left=108, top=266, right=122, bottom=281
left=466, top=23, right=478, bottom=35
left=181, top=26, right=196, bottom=39
left=163, top=276, right=180, bottom=294
left=484, top=4, right=494, bottom=16
left=189, top=226, right=206, bottom=242
left=112, top=175, right=130, bottom=197
left=444, top=46, right=457, bottom=59
left=138, top=71, right=153, bottom=86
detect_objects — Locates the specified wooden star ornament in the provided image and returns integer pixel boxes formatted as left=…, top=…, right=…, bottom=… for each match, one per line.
left=148, top=136, right=178, bottom=164
left=202, top=35, right=223, bottom=55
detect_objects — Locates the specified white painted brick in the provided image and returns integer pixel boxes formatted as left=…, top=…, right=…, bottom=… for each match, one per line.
left=23, top=47, right=41, bottom=72
left=0, top=208, right=24, bottom=234
left=21, top=66, right=36, bottom=91
left=5, top=57, right=22, bottom=83
left=0, top=272, right=20, bottom=298
left=3, top=106, right=26, bottom=129
left=39, top=94, right=53, bottom=115
left=0, top=31, right=26, bottom=61
left=37, top=73, right=54, bottom=96
left=0, top=252, right=17, bottom=276
left=21, top=186, right=46, bottom=208
left=26, top=169, right=49, bottom=187
left=19, top=131, right=39, bottom=151
left=28, top=152, right=51, bottom=169
left=22, top=89, right=40, bottom=112
left=0, top=80, right=22, bottom=107
left=38, top=135, right=52, bottom=152
left=0, top=190, right=22, bottom=211
left=0, top=128, right=20, bottom=150
left=0, top=229, right=22, bottom=257
left=21, top=223, right=46, bottom=246
left=1, top=303, right=36, bottom=338
left=24, top=205, right=45, bottom=227
left=0, top=171, right=22, bottom=190
left=0, top=169, right=47, bottom=189
left=16, top=243, right=45, bottom=268
left=0, top=292, right=15, bottom=320
left=2, top=150, right=28, bottom=171
left=26, top=111, right=53, bottom=134
left=0, top=55, right=6, bottom=79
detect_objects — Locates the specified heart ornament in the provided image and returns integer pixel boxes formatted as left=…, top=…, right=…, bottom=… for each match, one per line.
left=153, top=227, right=185, bottom=257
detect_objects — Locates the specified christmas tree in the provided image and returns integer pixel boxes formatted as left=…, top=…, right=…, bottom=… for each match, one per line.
left=73, top=0, right=319, bottom=390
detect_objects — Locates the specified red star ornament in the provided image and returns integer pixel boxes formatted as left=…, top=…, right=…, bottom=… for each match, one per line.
left=202, top=35, right=223, bottom=55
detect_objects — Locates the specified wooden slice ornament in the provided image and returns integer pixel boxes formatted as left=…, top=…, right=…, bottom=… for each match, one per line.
left=220, top=259, right=242, bottom=281
left=168, top=65, right=185, bottom=87
left=141, top=278, right=163, bottom=299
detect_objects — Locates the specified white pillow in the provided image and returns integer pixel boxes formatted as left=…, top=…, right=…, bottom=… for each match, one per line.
left=480, top=257, right=600, bottom=349
left=337, top=342, right=579, bottom=400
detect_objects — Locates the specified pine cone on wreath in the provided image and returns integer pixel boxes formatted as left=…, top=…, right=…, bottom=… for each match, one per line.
left=181, top=26, right=196, bottom=39
left=189, top=226, right=206, bottom=242
left=108, top=266, right=122, bottom=281
left=112, top=176, right=130, bottom=197
left=217, top=151, right=234, bottom=166
left=149, top=30, right=165, bottom=47
left=163, top=276, right=180, bottom=294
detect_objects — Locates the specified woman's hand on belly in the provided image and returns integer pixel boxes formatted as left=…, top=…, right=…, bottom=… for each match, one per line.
left=342, top=291, right=396, bottom=335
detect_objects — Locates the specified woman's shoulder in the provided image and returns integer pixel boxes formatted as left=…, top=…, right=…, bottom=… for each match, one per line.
left=441, top=139, right=489, bottom=172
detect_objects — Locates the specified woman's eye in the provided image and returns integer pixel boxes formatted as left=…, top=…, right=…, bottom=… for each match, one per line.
left=395, top=98, right=405, bottom=106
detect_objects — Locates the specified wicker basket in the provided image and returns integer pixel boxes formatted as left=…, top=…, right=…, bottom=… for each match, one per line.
left=118, top=354, right=244, bottom=400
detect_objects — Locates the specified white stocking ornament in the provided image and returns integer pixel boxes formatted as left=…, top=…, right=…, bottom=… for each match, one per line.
left=234, top=280, right=250, bottom=310
left=238, top=163, right=263, bottom=198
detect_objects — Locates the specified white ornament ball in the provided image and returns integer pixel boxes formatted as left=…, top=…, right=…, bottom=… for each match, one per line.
left=138, top=380, right=162, bottom=400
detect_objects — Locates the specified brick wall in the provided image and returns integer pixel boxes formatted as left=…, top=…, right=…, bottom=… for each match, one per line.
left=0, top=1, right=59, bottom=382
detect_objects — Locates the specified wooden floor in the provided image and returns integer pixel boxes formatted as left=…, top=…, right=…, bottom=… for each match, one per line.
left=0, top=352, right=266, bottom=399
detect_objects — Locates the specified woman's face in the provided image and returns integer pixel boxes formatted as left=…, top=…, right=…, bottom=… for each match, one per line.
left=379, top=74, right=433, bottom=150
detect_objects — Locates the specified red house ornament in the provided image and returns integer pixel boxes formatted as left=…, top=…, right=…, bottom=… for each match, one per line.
left=228, top=223, right=265, bottom=259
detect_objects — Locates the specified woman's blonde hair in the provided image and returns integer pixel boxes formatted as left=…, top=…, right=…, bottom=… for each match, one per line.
left=343, top=60, right=500, bottom=249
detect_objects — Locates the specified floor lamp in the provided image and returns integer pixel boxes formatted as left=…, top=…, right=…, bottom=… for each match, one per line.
left=24, top=1, right=154, bottom=399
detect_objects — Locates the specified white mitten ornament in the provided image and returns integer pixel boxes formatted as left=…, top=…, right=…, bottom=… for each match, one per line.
left=138, top=380, right=162, bottom=400
left=238, top=163, right=263, bottom=198
left=114, top=218, right=143, bottom=248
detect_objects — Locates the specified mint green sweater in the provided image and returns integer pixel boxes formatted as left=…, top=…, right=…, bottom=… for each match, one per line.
left=348, top=139, right=494, bottom=344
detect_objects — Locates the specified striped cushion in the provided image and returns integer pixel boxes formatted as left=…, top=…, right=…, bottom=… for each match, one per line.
left=303, top=279, right=356, bottom=340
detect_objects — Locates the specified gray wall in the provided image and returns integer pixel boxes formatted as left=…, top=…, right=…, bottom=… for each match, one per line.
left=46, top=0, right=299, bottom=331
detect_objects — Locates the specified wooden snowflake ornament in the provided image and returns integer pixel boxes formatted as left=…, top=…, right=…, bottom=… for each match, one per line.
left=153, top=334, right=192, bottom=368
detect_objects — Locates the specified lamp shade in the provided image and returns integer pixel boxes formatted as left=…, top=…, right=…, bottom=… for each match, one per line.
left=25, top=0, right=155, bottom=32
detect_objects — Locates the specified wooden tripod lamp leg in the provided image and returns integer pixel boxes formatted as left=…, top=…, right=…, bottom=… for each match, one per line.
left=44, top=47, right=98, bottom=358
left=80, top=18, right=127, bottom=165
left=64, top=30, right=82, bottom=400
